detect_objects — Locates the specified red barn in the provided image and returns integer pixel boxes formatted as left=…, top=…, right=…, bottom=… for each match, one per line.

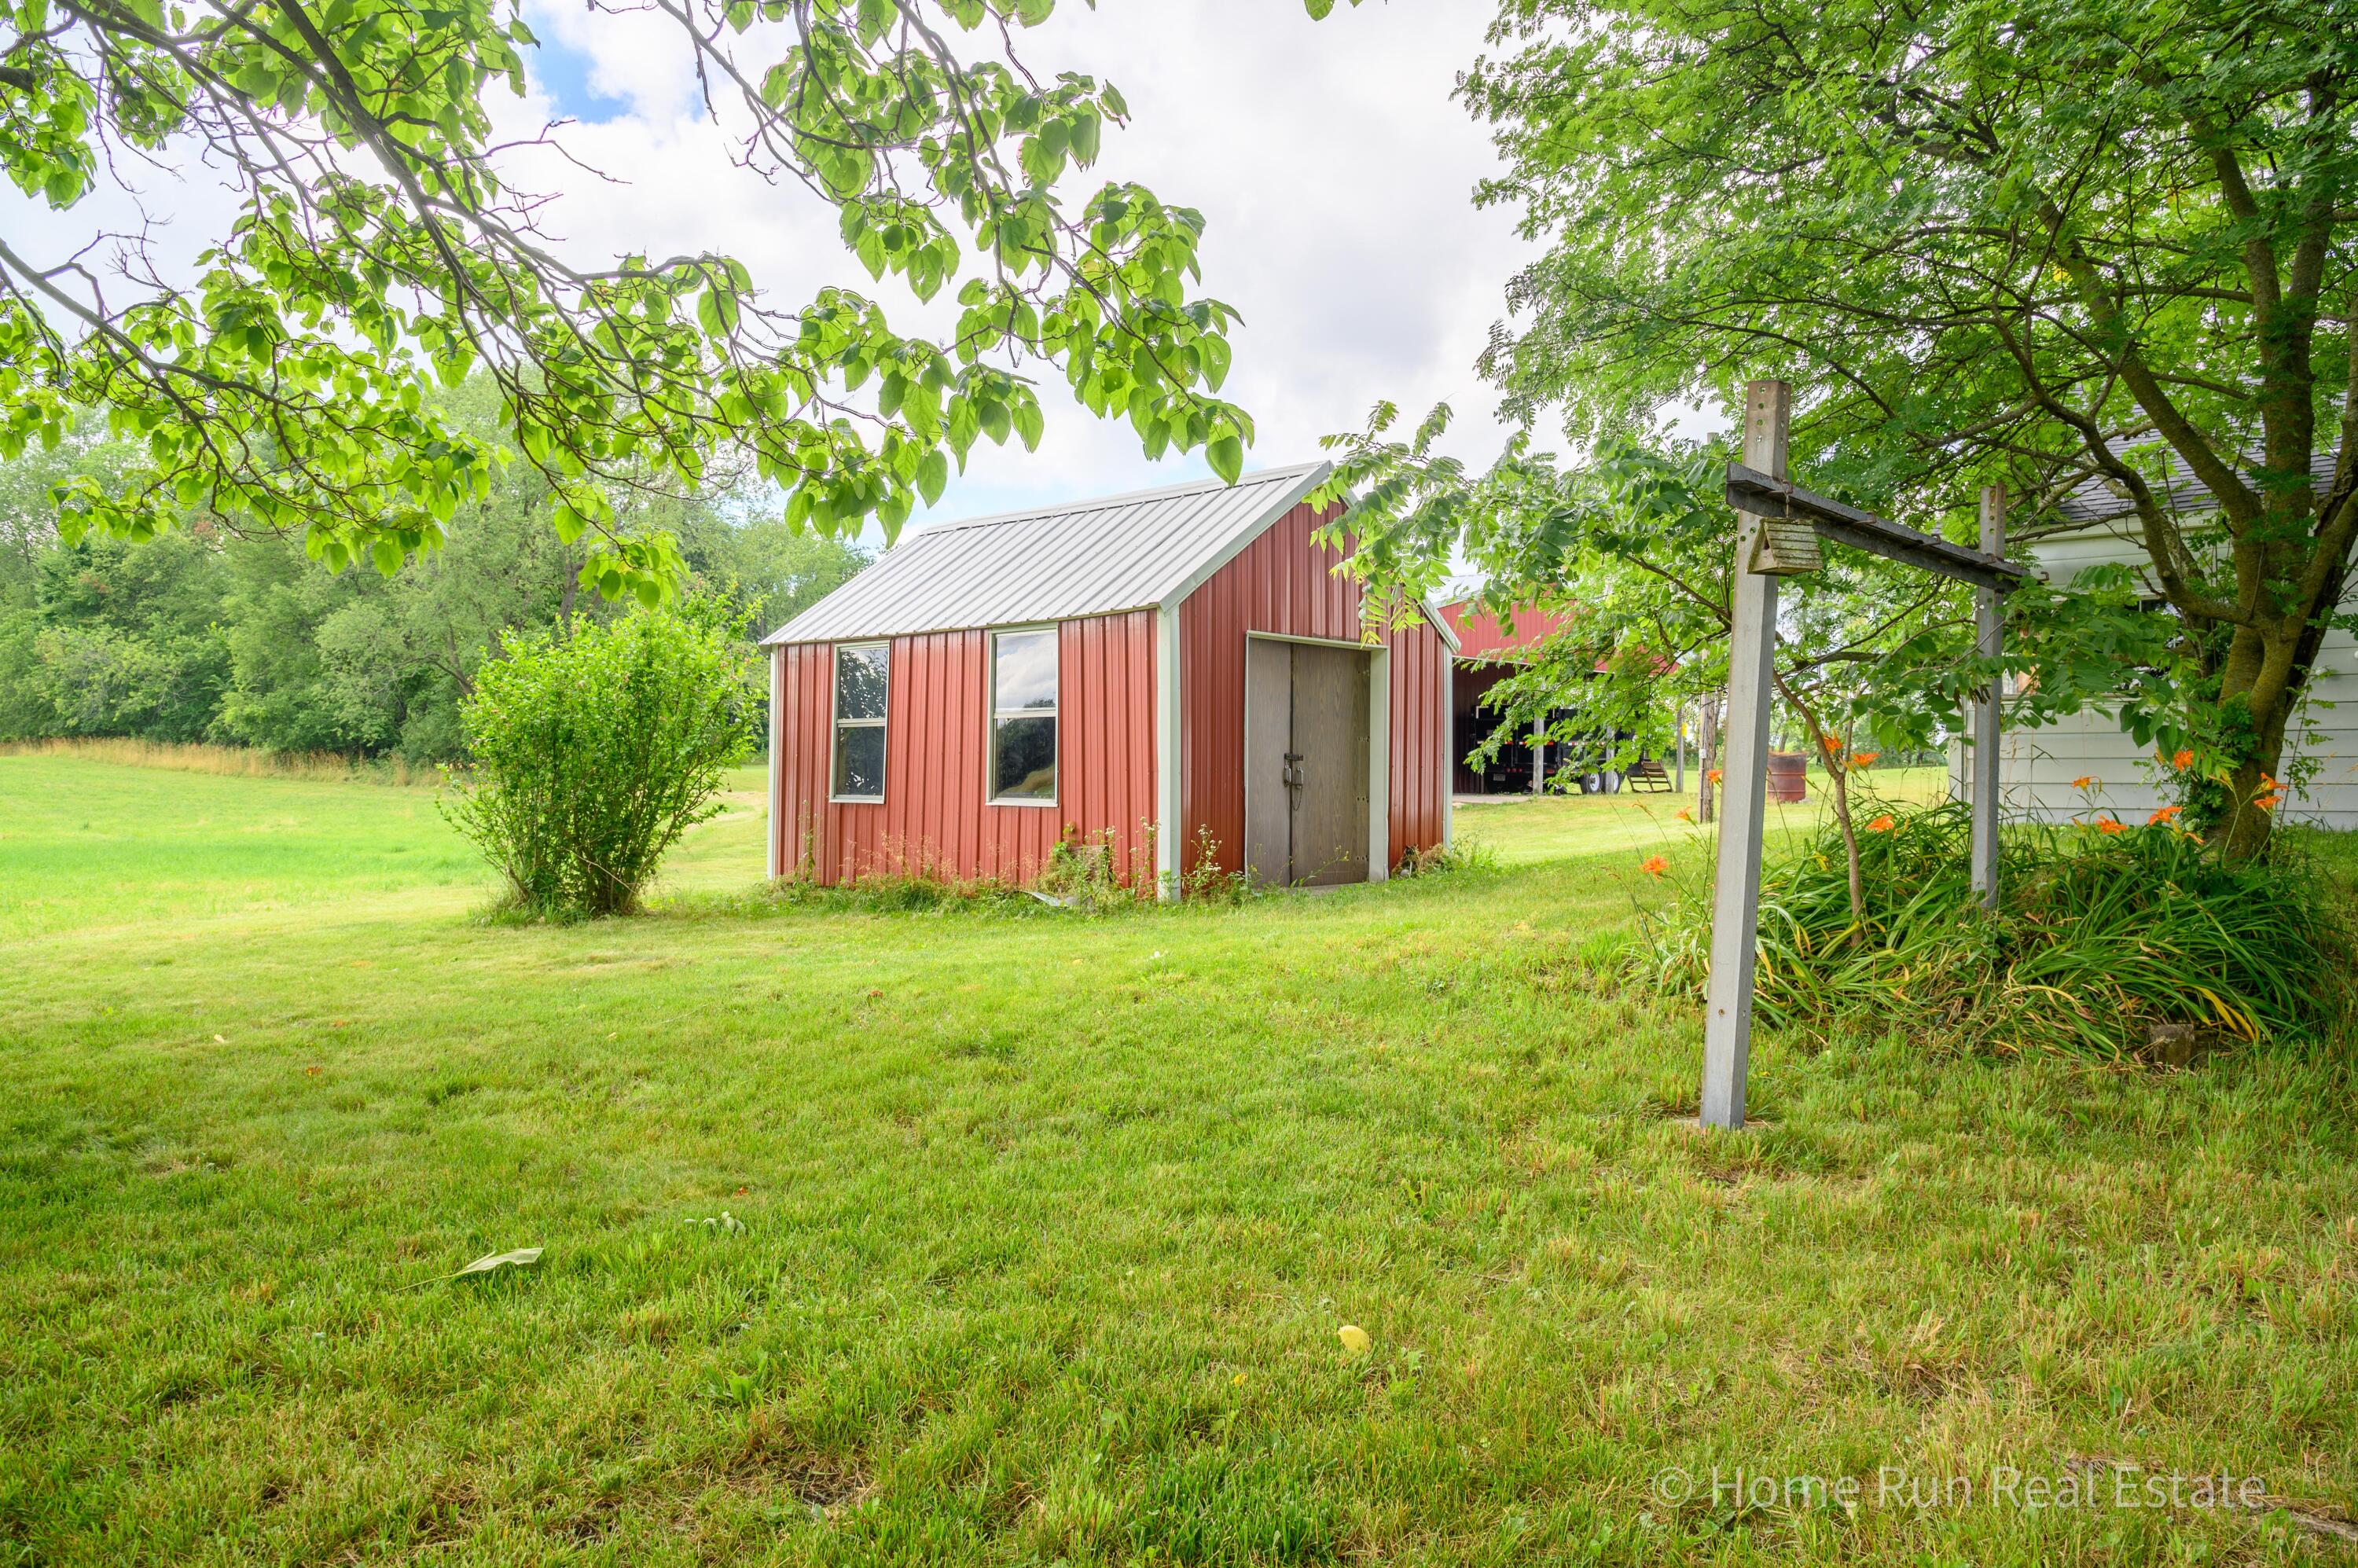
left=762, top=464, right=1456, bottom=894
left=1438, top=597, right=1673, bottom=796
left=1439, top=598, right=1580, bottom=795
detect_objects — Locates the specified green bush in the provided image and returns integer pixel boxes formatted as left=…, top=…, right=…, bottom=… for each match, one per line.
left=1640, top=801, right=2348, bottom=1057
left=444, top=604, right=758, bottom=917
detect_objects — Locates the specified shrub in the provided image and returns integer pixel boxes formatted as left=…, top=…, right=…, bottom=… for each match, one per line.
left=1638, top=800, right=2347, bottom=1057
left=1034, top=829, right=1148, bottom=912
left=444, top=604, right=758, bottom=917
left=1394, top=837, right=1500, bottom=878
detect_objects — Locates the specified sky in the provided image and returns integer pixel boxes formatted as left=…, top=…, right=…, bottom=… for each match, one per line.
left=5, top=2, right=1552, bottom=547
left=505, top=0, right=1546, bottom=541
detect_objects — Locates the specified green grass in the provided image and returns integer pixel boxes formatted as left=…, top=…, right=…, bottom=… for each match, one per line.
left=1456, top=765, right=1952, bottom=867
left=3, top=755, right=2355, bottom=1565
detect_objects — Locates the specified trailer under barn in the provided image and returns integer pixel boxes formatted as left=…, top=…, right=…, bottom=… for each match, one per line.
left=763, top=464, right=1456, bottom=893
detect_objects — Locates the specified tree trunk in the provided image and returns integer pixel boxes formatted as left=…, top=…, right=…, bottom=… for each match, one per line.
left=2218, top=687, right=2294, bottom=863
left=2206, top=615, right=2308, bottom=862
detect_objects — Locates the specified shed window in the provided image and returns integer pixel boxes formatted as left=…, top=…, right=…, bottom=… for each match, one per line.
left=832, top=642, right=889, bottom=801
left=990, top=628, right=1058, bottom=804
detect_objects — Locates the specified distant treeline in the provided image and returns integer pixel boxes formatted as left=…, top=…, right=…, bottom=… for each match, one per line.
left=0, top=379, right=865, bottom=763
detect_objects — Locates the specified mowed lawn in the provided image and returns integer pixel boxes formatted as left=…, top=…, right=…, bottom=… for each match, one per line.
left=2, top=755, right=2353, bottom=1566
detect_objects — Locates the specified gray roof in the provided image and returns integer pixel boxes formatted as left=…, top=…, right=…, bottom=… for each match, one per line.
left=765, top=462, right=1331, bottom=644
left=2052, top=441, right=2337, bottom=528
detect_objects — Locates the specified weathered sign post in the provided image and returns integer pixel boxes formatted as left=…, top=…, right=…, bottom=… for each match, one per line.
left=1971, top=486, right=2007, bottom=910
left=1700, top=381, right=2031, bottom=1130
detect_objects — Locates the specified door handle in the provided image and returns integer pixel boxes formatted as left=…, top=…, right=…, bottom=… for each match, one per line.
left=1283, top=752, right=1305, bottom=795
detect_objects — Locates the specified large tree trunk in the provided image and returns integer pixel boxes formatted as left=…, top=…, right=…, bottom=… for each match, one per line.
left=2217, top=637, right=2300, bottom=862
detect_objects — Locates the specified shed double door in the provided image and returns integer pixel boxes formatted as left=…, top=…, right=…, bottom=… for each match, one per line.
left=1244, top=637, right=1372, bottom=887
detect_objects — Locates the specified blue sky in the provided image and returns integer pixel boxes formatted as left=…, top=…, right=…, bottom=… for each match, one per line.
left=525, top=28, right=632, bottom=125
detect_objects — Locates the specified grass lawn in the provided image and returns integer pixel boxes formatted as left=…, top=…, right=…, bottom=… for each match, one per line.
left=2, top=752, right=2353, bottom=1565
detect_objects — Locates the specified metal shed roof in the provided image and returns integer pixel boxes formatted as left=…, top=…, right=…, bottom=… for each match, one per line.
left=765, top=462, right=1333, bottom=645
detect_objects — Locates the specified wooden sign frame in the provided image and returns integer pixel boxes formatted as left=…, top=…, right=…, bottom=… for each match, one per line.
left=1700, top=382, right=2033, bottom=1129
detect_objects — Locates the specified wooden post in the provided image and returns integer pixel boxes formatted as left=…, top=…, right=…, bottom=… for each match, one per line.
left=1700, top=380, right=1794, bottom=1131
left=1971, top=484, right=2005, bottom=909
left=1697, top=691, right=1718, bottom=824
left=1530, top=729, right=1545, bottom=794
left=1675, top=707, right=1687, bottom=793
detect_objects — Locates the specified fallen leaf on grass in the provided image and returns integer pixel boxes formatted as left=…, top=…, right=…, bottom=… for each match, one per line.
left=403, top=1247, right=543, bottom=1290
left=1337, top=1324, right=1371, bottom=1357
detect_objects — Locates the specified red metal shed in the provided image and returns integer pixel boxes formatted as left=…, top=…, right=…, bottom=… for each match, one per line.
left=763, top=463, right=1456, bottom=894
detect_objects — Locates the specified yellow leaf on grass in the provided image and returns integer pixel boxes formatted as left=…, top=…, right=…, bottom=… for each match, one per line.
left=1338, top=1324, right=1371, bottom=1357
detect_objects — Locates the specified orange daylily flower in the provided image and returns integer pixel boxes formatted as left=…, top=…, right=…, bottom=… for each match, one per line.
left=1820, top=734, right=1842, bottom=753
left=1706, top=769, right=1724, bottom=785
left=1640, top=855, right=1669, bottom=877
left=2070, top=776, right=2097, bottom=790
left=2171, top=750, right=2195, bottom=771
left=1850, top=752, right=1879, bottom=768
left=2254, top=793, right=2282, bottom=813
left=2147, top=805, right=2182, bottom=825
left=1866, top=814, right=1896, bottom=832
left=2094, top=817, right=2127, bottom=835
left=1675, top=806, right=1693, bottom=822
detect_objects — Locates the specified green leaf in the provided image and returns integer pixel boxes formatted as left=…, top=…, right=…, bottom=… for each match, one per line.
left=1207, top=434, right=1243, bottom=485
left=453, top=1247, right=542, bottom=1278
left=402, top=1247, right=542, bottom=1290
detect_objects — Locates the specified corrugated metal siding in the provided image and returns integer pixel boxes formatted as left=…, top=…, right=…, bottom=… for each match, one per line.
left=766, top=465, right=1327, bottom=645
left=1387, top=619, right=1449, bottom=862
left=773, top=642, right=831, bottom=879
left=1059, top=612, right=1161, bottom=883
left=1177, top=501, right=1449, bottom=878
left=1441, top=601, right=1579, bottom=662
left=772, top=612, right=1159, bottom=886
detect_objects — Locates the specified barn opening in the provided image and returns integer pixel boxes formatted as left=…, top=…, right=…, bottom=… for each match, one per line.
left=1438, top=598, right=1670, bottom=798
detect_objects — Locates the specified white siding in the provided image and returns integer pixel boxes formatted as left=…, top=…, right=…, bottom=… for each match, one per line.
left=1950, top=527, right=2358, bottom=829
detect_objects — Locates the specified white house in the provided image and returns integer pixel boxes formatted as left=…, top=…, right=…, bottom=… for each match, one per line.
left=1955, top=451, right=2358, bottom=830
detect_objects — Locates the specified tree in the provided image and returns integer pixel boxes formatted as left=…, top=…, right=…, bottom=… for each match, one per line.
left=1319, top=406, right=2019, bottom=919
left=1461, top=0, right=2356, bottom=858
left=445, top=601, right=759, bottom=916
left=2, top=0, right=1287, bottom=607
left=0, top=374, right=855, bottom=756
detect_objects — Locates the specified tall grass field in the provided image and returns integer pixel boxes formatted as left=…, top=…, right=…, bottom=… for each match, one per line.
left=2, top=755, right=2354, bottom=1564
